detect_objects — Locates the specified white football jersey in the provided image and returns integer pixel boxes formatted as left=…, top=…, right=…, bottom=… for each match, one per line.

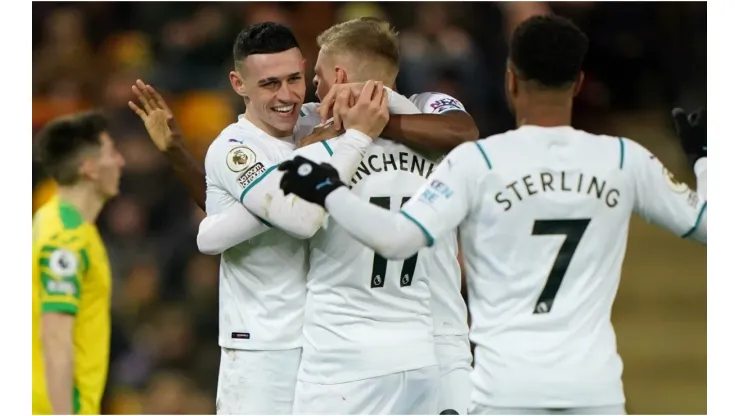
left=205, top=115, right=314, bottom=350
left=294, top=138, right=445, bottom=384
left=409, top=92, right=469, bottom=336
left=401, top=125, right=707, bottom=407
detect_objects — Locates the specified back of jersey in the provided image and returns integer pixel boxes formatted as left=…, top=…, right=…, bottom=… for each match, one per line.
left=298, top=138, right=445, bottom=384
left=468, top=126, right=633, bottom=407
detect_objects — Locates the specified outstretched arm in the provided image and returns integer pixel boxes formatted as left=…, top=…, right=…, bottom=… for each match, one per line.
left=129, top=80, right=206, bottom=210
left=383, top=92, right=479, bottom=153
left=315, top=85, right=479, bottom=154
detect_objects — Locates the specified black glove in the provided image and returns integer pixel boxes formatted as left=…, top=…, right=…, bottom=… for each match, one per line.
left=278, top=156, right=346, bottom=207
left=671, top=107, right=707, bottom=168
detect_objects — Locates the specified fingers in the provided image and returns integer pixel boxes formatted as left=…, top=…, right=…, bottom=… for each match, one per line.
left=334, top=88, right=351, bottom=131
left=278, top=159, right=299, bottom=172
left=132, top=83, right=153, bottom=114
left=371, top=81, right=385, bottom=105
left=378, top=87, right=388, bottom=111
left=671, top=107, right=691, bottom=133
left=146, top=84, right=171, bottom=114
left=319, top=85, right=339, bottom=124
left=128, top=101, right=147, bottom=119
left=358, top=80, right=376, bottom=103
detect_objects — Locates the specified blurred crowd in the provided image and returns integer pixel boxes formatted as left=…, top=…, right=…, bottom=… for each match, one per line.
left=31, top=2, right=706, bottom=414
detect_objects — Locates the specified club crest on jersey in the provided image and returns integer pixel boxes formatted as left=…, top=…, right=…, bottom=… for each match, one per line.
left=226, top=146, right=256, bottom=172
left=237, top=162, right=267, bottom=189
left=49, top=248, right=78, bottom=277
left=429, top=97, right=463, bottom=114
left=662, top=166, right=689, bottom=193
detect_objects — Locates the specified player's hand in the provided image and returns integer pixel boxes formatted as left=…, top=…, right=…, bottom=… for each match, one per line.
left=278, top=156, right=345, bottom=207
left=318, top=82, right=367, bottom=129
left=128, top=79, right=183, bottom=152
left=671, top=107, right=706, bottom=167
left=298, top=123, right=344, bottom=148
left=337, top=81, right=389, bottom=138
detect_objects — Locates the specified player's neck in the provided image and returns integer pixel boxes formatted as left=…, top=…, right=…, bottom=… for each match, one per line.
left=516, top=103, right=573, bottom=128
left=57, top=185, right=105, bottom=224
left=516, top=91, right=573, bottom=128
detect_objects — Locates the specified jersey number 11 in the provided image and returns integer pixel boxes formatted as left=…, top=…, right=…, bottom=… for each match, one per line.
left=369, top=197, right=419, bottom=289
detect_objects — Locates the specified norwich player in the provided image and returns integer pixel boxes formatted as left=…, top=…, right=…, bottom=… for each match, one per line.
left=32, top=112, right=125, bottom=414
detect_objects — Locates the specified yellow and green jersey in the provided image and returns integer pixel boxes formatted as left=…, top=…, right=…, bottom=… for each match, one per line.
left=32, top=196, right=112, bottom=415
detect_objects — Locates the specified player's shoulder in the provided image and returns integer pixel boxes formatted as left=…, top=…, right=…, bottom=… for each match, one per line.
left=205, top=119, right=273, bottom=171
left=33, top=200, right=91, bottom=251
left=410, top=91, right=466, bottom=114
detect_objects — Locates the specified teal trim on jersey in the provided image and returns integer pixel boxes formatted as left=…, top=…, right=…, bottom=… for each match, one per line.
left=681, top=201, right=707, bottom=239
left=618, top=137, right=626, bottom=170
left=239, top=165, right=277, bottom=203
left=401, top=210, right=435, bottom=247
left=474, top=141, right=492, bottom=169
left=321, top=140, right=333, bottom=156
left=438, top=108, right=465, bottom=115
left=257, top=217, right=273, bottom=227
left=300, top=108, right=306, bottom=117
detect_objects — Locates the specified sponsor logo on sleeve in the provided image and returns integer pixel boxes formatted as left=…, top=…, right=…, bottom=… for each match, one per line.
left=226, top=146, right=257, bottom=172
left=419, top=179, right=454, bottom=205
left=237, top=162, right=267, bottom=188
left=662, top=166, right=690, bottom=193
left=429, top=97, right=463, bottom=114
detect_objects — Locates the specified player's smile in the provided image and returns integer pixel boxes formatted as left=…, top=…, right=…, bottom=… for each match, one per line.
left=271, top=103, right=297, bottom=117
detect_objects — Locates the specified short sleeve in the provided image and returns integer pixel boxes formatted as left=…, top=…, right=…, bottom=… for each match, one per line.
left=205, top=138, right=277, bottom=205
left=401, top=141, right=482, bottom=245
left=411, top=92, right=468, bottom=115
left=292, top=138, right=336, bottom=163
left=38, top=233, right=89, bottom=315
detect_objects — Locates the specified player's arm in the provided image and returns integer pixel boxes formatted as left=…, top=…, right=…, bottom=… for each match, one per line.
left=279, top=142, right=481, bottom=259
left=129, top=80, right=206, bottom=210
left=317, top=85, right=478, bottom=153
left=196, top=129, right=373, bottom=251
left=197, top=201, right=269, bottom=255
left=38, top=237, right=88, bottom=414
left=382, top=92, right=479, bottom=153
left=626, top=139, right=707, bottom=244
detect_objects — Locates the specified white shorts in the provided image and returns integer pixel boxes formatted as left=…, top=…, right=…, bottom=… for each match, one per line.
left=435, top=334, right=473, bottom=415
left=469, top=403, right=626, bottom=415
left=293, top=365, right=440, bottom=415
left=216, top=347, right=301, bottom=415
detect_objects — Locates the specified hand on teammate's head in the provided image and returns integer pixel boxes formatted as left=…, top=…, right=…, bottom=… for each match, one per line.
left=318, top=82, right=367, bottom=127
left=335, top=81, right=389, bottom=139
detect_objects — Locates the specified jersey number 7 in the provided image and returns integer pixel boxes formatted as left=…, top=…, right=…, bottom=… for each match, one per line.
left=531, top=219, right=591, bottom=314
left=368, top=197, right=419, bottom=289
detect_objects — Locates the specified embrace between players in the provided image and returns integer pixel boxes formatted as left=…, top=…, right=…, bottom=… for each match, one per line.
left=130, top=16, right=707, bottom=416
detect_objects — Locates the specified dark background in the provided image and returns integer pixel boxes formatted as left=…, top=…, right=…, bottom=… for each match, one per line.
left=31, top=2, right=707, bottom=414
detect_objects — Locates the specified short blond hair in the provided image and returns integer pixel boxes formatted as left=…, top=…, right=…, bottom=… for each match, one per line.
left=317, top=18, right=400, bottom=71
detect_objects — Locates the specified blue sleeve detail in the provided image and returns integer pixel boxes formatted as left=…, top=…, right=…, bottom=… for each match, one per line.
left=680, top=202, right=707, bottom=238
left=619, top=137, right=625, bottom=170
left=239, top=165, right=277, bottom=203
left=474, top=141, right=492, bottom=170
left=321, top=140, right=333, bottom=156
left=400, top=211, right=435, bottom=247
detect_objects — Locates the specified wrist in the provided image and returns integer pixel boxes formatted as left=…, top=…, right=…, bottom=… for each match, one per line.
left=162, top=136, right=184, bottom=154
left=344, top=129, right=373, bottom=145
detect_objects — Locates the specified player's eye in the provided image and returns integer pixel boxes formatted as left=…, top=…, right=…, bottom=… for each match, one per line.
left=260, top=81, right=278, bottom=89
left=288, top=76, right=302, bottom=83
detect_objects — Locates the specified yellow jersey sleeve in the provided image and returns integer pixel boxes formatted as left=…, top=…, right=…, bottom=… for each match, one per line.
left=37, top=233, right=89, bottom=315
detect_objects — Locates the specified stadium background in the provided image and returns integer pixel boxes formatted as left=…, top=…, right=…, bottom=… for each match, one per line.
left=31, top=2, right=707, bottom=414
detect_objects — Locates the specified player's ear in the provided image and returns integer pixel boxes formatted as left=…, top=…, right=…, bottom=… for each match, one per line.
left=78, top=157, right=99, bottom=181
left=229, top=70, right=249, bottom=98
left=506, top=66, right=517, bottom=97
left=573, top=71, right=585, bottom=97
